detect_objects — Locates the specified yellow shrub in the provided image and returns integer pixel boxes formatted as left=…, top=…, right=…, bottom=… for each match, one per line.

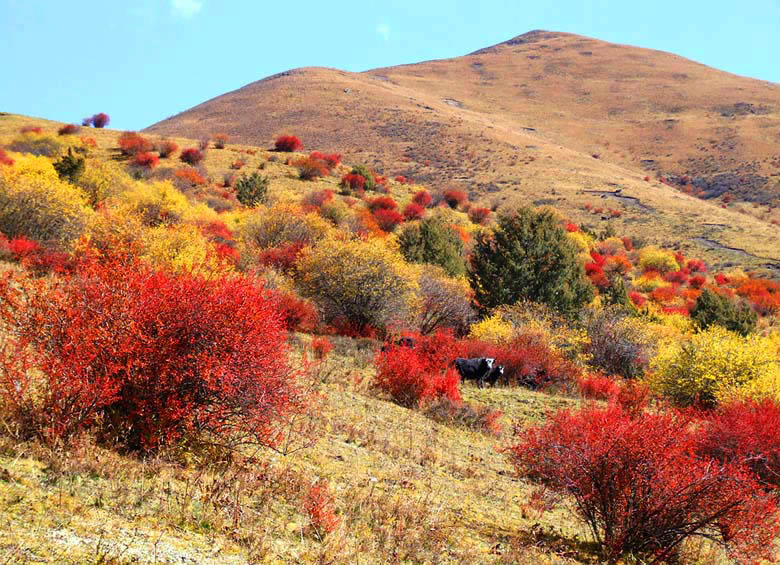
left=638, top=246, right=679, bottom=273
left=296, top=236, right=416, bottom=331
left=114, top=180, right=217, bottom=226
left=632, top=273, right=670, bottom=293
left=650, top=326, right=780, bottom=407
left=469, top=314, right=515, bottom=344
left=567, top=230, right=593, bottom=253
left=0, top=154, right=92, bottom=245
left=77, top=159, right=132, bottom=207
left=141, top=224, right=226, bottom=274
left=240, top=203, right=331, bottom=250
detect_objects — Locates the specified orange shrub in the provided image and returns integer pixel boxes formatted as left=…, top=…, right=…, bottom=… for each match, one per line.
left=118, top=132, right=154, bottom=156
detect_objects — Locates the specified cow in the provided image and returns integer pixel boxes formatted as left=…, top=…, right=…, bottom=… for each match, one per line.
left=380, top=336, right=416, bottom=352
left=454, top=357, right=496, bottom=388
left=482, top=364, right=505, bottom=388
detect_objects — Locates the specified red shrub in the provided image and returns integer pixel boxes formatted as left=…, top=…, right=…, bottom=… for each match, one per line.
left=698, top=399, right=780, bottom=489
left=689, top=274, right=706, bottom=289
left=608, top=208, right=622, bottom=218
left=258, top=242, right=304, bottom=272
left=578, top=373, right=620, bottom=400
left=373, top=208, right=404, bottom=232
left=80, top=136, right=97, bottom=148
left=20, top=126, right=42, bottom=134
left=367, top=196, right=398, bottom=212
left=468, top=207, right=492, bottom=225
left=213, top=133, right=229, bottom=149
left=230, top=159, right=245, bottom=170
left=493, top=336, right=580, bottom=390
left=294, top=156, right=329, bottom=180
left=57, top=124, right=80, bottom=136
left=309, top=151, right=341, bottom=168
left=274, top=135, right=302, bottom=152
left=340, top=174, right=365, bottom=193
left=663, top=270, right=689, bottom=284
left=303, top=480, right=339, bottom=535
left=271, top=291, right=319, bottom=332
left=157, top=140, right=178, bottom=158
left=374, top=331, right=461, bottom=408
left=0, top=149, right=14, bottom=167
left=412, top=190, right=433, bottom=207
left=584, top=202, right=593, bottom=211
left=310, top=337, right=333, bottom=360
left=622, top=236, right=634, bottom=251
left=589, top=250, right=606, bottom=267
left=443, top=189, right=468, bottom=209
left=90, top=113, right=110, bottom=128
left=174, top=167, right=206, bottom=186
left=629, top=291, right=646, bottom=307
left=644, top=175, right=650, bottom=182
left=687, top=259, right=707, bottom=273
left=403, top=202, right=425, bottom=221
left=650, top=285, right=678, bottom=304
left=118, top=132, right=153, bottom=155
left=394, top=175, right=412, bottom=185
left=565, top=222, right=579, bottom=232
left=8, top=236, right=41, bottom=258
left=509, top=406, right=779, bottom=563
left=303, top=189, right=334, bottom=208
left=0, top=249, right=296, bottom=451
left=132, top=152, right=159, bottom=169
left=180, top=147, right=204, bottom=165
left=714, top=273, right=729, bottom=286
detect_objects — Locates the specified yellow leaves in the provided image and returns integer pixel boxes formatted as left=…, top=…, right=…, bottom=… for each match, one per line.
left=141, top=224, right=228, bottom=274
left=468, top=314, right=514, bottom=344
left=638, top=246, right=679, bottom=274
left=567, top=230, right=594, bottom=253
left=113, top=180, right=218, bottom=227
left=650, top=326, right=780, bottom=406
left=296, top=236, right=417, bottom=329
left=0, top=153, right=92, bottom=245
left=240, top=203, right=331, bottom=250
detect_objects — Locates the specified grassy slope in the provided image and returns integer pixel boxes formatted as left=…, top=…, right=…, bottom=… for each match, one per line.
left=1, top=337, right=602, bottom=565
left=0, top=114, right=744, bottom=564
left=143, top=31, right=780, bottom=274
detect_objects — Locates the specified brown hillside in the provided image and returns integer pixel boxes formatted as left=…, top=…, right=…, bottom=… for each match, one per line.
left=146, top=30, right=780, bottom=271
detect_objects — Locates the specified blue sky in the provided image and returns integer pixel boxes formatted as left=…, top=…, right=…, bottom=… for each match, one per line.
left=2, top=0, right=778, bottom=130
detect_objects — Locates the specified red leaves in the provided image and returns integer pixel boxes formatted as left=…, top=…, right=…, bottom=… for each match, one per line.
left=310, top=337, right=332, bottom=360
left=403, top=202, right=425, bottom=221
left=118, top=132, right=154, bottom=155
left=468, top=207, right=492, bottom=225
left=309, top=151, right=341, bottom=168
left=0, top=149, right=13, bottom=166
left=697, top=399, right=780, bottom=490
left=442, top=189, right=467, bottom=209
left=132, top=152, right=159, bottom=169
left=303, top=480, right=339, bottom=535
left=157, top=140, right=178, bottom=158
left=0, top=249, right=295, bottom=451
left=57, top=124, right=80, bottom=136
left=179, top=147, right=204, bottom=165
left=274, top=135, right=302, bottom=152
left=367, top=196, right=397, bottom=212
left=89, top=113, right=110, bottom=128
left=374, top=331, right=461, bottom=408
left=372, top=208, right=404, bottom=232
left=508, top=405, right=779, bottom=563
left=340, top=173, right=365, bottom=192
left=412, top=190, right=432, bottom=207
left=294, top=156, right=329, bottom=180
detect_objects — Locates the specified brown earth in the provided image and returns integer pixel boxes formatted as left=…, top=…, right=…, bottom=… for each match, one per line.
left=145, top=30, right=780, bottom=271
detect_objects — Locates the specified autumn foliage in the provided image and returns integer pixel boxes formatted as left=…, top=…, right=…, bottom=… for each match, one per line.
left=132, top=152, right=159, bottom=169
left=274, top=135, right=302, bottom=152
left=180, top=147, right=204, bottom=165
left=57, top=124, right=80, bottom=136
left=0, top=248, right=296, bottom=451
left=157, top=140, right=178, bottom=158
left=374, top=331, right=461, bottom=408
left=509, top=405, right=779, bottom=563
left=0, top=149, right=13, bottom=167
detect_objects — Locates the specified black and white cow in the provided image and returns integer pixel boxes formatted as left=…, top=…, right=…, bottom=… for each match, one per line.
left=483, top=364, right=505, bottom=388
left=454, top=357, right=498, bottom=388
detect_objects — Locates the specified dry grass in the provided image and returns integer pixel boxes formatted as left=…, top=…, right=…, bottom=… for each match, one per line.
left=0, top=336, right=600, bottom=564
left=140, top=30, right=780, bottom=274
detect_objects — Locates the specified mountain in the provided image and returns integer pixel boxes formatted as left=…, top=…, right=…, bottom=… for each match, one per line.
left=146, top=30, right=780, bottom=271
